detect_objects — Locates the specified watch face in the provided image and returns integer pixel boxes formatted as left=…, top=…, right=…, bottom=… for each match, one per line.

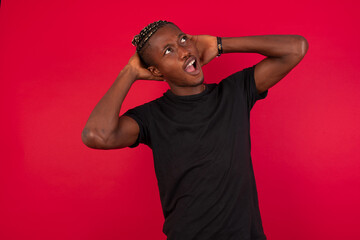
left=217, top=37, right=222, bottom=54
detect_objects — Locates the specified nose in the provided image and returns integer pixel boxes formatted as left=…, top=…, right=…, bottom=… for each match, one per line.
left=178, top=45, right=191, bottom=60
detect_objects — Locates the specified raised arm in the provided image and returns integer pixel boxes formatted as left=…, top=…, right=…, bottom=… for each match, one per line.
left=222, top=35, right=309, bottom=94
left=188, top=34, right=309, bottom=94
left=81, top=52, right=164, bottom=149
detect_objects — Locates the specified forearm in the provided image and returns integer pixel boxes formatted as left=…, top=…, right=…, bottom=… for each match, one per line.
left=222, top=35, right=307, bottom=57
left=82, top=65, right=137, bottom=144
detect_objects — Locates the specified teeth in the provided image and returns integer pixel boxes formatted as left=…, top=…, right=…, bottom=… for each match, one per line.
left=187, top=59, right=195, bottom=67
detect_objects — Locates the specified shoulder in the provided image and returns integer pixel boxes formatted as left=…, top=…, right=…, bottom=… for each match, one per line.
left=123, top=95, right=166, bottom=120
left=224, top=65, right=255, bottom=81
left=219, top=65, right=256, bottom=86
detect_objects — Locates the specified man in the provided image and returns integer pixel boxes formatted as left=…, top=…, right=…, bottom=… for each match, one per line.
left=81, top=20, right=308, bottom=240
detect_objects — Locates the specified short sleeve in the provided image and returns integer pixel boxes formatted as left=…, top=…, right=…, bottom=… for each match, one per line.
left=122, top=103, right=151, bottom=148
left=230, top=64, right=268, bottom=111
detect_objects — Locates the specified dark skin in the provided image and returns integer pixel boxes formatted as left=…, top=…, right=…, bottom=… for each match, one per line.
left=142, top=24, right=217, bottom=96
left=81, top=24, right=308, bottom=149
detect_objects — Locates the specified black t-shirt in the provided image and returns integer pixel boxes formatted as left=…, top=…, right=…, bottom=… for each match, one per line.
left=123, top=64, right=269, bottom=240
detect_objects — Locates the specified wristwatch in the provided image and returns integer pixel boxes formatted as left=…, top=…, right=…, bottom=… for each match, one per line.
left=217, top=37, right=223, bottom=57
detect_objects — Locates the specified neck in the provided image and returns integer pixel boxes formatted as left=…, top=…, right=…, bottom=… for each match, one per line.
left=169, top=83, right=206, bottom=96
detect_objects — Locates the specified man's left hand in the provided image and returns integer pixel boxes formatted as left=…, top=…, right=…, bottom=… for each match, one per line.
left=187, top=34, right=218, bottom=67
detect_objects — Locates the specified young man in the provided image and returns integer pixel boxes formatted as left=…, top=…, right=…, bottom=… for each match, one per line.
left=82, top=20, right=308, bottom=240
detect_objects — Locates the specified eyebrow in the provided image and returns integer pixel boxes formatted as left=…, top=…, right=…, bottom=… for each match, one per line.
left=161, top=32, right=185, bottom=53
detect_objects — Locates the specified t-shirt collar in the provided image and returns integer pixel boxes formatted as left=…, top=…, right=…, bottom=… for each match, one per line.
left=163, top=83, right=215, bottom=102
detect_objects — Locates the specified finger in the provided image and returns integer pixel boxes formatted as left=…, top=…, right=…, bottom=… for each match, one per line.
left=188, top=34, right=197, bottom=41
left=152, top=78, right=166, bottom=82
left=147, top=76, right=165, bottom=81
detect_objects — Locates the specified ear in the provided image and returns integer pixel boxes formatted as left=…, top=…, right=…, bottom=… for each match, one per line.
left=148, top=66, right=164, bottom=78
left=147, top=66, right=167, bottom=81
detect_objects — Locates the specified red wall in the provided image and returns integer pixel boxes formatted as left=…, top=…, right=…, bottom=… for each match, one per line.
left=1, top=0, right=359, bottom=239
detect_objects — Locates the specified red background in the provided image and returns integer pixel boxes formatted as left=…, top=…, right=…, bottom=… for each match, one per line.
left=1, top=0, right=359, bottom=239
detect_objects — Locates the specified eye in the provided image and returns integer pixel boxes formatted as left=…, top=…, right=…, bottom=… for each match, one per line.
left=180, top=35, right=187, bottom=43
left=165, top=48, right=172, bottom=55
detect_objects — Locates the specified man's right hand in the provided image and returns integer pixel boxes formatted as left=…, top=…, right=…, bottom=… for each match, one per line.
left=127, top=52, right=165, bottom=81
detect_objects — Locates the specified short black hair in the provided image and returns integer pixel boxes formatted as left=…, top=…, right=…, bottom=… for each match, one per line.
left=132, top=20, right=178, bottom=68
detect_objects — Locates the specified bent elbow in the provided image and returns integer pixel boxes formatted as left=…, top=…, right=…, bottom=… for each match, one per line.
left=81, top=128, right=106, bottom=149
left=294, top=35, right=309, bottom=57
left=299, top=36, right=309, bottom=56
